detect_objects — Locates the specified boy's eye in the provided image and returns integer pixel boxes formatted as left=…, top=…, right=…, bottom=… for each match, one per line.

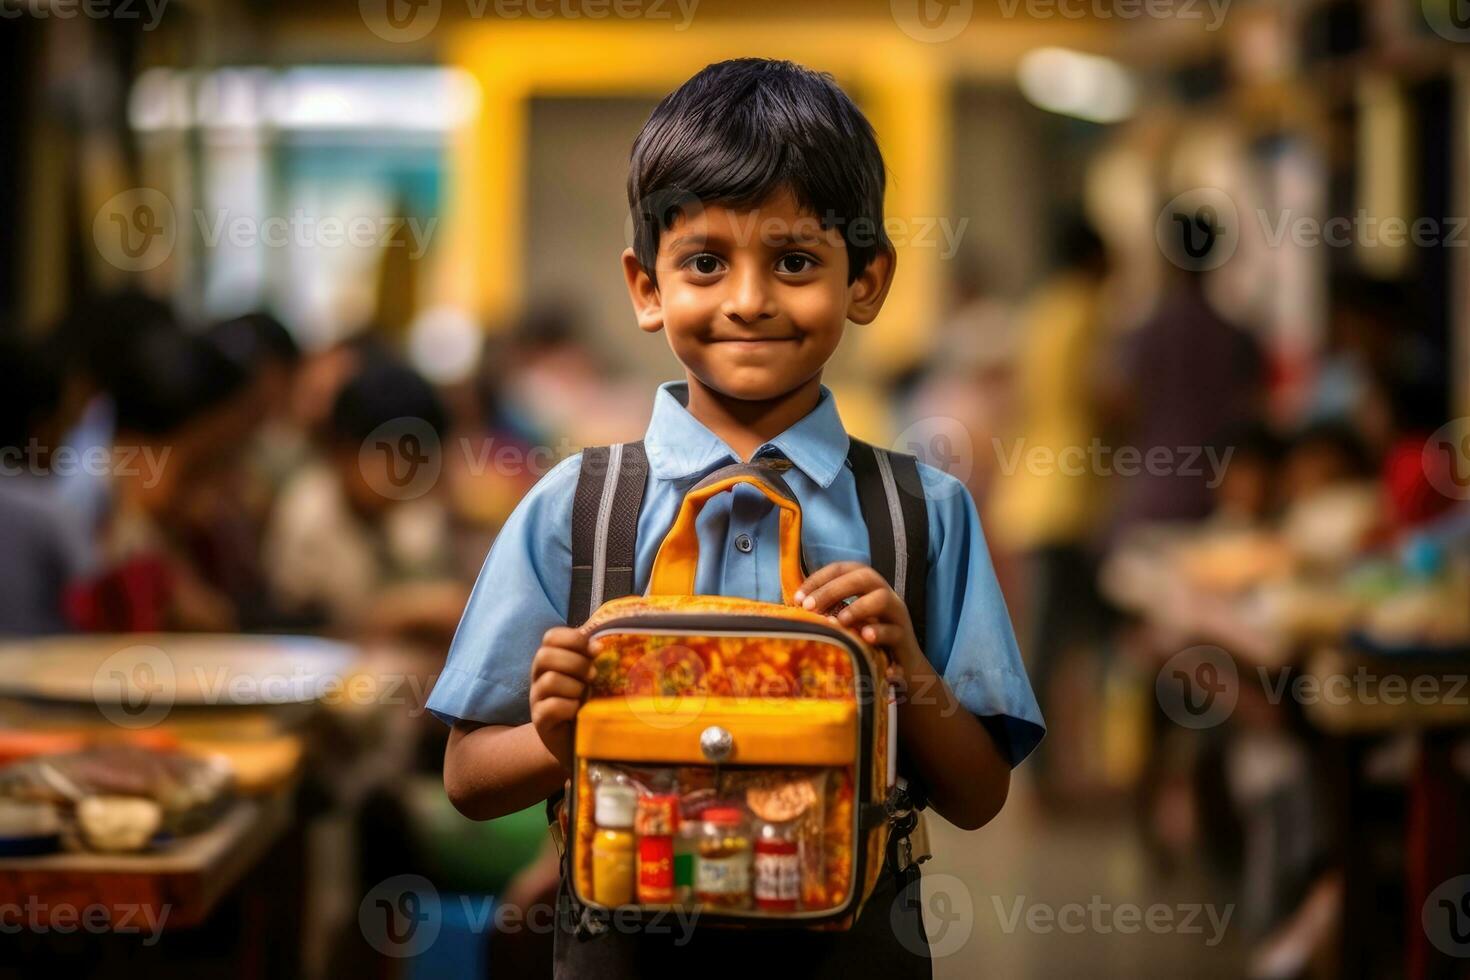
left=776, top=253, right=818, bottom=275
left=684, top=253, right=724, bottom=276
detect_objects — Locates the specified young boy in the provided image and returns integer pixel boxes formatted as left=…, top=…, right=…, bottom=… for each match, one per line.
left=430, top=58, right=1043, bottom=976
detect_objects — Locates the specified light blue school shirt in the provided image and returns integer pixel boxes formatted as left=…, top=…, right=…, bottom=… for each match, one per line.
left=427, top=382, right=1044, bottom=766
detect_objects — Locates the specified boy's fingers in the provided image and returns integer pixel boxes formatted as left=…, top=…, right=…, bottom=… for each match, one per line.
left=801, top=568, right=885, bottom=613
left=541, top=626, right=588, bottom=650
left=860, top=622, right=908, bottom=648
left=836, top=588, right=908, bottom=628
left=532, top=647, right=595, bottom=680
left=531, top=672, right=586, bottom=702
left=794, top=561, right=863, bottom=603
left=531, top=696, right=581, bottom=725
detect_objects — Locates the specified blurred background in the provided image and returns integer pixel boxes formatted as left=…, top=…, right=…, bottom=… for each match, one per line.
left=2, top=0, right=1470, bottom=977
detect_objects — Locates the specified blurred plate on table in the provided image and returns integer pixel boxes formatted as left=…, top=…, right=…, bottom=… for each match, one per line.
left=0, top=634, right=358, bottom=709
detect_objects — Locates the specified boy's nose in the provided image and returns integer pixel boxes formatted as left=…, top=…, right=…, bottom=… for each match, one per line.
left=721, top=267, right=778, bottom=324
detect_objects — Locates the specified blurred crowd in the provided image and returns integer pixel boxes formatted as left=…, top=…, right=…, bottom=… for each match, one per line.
left=904, top=212, right=1469, bottom=976
left=0, top=295, right=658, bottom=650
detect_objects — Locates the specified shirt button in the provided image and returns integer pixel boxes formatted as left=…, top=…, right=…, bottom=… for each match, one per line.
left=734, top=533, right=754, bottom=554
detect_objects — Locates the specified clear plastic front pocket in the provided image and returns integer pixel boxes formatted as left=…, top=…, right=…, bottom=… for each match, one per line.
left=572, top=761, right=857, bottom=917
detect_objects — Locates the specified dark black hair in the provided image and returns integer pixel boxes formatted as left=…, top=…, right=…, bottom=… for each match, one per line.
left=209, top=312, right=300, bottom=374
left=1212, top=419, right=1284, bottom=466
left=0, top=331, right=64, bottom=449
left=1287, top=420, right=1374, bottom=477
left=110, top=324, right=250, bottom=435
left=1054, top=213, right=1107, bottom=273
left=628, top=59, right=889, bottom=284
left=52, top=290, right=180, bottom=395
left=328, top=359, right=447, bottom=446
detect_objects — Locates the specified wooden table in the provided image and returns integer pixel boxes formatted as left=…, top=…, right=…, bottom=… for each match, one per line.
left=0, top=790, right=293, bottom=930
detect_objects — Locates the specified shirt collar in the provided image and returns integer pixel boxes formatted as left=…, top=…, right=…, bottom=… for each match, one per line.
left=643, top=381, right=851, bottom=488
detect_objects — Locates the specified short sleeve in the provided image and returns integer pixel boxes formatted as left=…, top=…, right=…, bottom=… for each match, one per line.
left=425, top=453, right=582, bottom=726
left=919, top=464, right=1045, bottom=767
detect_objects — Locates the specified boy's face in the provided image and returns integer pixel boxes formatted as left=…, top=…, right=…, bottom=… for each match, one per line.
left=622, top=188, right=893, bottom=402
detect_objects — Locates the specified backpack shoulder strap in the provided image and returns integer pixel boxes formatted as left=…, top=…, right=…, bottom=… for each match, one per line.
left=568, top=441, right=649, bottom=627
left=846, top=439, right=929, bottom=653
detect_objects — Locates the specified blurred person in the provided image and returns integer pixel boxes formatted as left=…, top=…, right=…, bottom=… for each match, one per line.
left=1279, top=421, right=1374, bottom=506
left=903, top=257, right=1019, bottom=504
left=46, top=291, right=181, bottom=537
left=0, top=332, right=93, bottom=635
left=166, top=313, right=307, bottom=630
left=494, top=303, right=652, bottom=448
left=209, top=312, right=307, bottom=495
left=1105, top=219, right=1266, bottom=536
left=1208, top=421, right=1284, bottom=529
left=262, top=355, right=465, bottom=641
left=66, top=320, right=255, bottom=633
left=990, top=216, right=1113, bottom=801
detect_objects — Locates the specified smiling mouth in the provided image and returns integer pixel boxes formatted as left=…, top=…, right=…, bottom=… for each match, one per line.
left=710, top=336, right=799, bottom=344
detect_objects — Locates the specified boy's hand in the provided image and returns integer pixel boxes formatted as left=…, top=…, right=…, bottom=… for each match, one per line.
left=794, top=562, right=922, bottom=672
left=529, top=626, right=595, bottom=773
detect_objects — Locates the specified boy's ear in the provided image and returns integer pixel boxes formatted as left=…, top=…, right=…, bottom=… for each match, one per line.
left=621, top=248, right=664, bottom=333
left=845, top=246, right=896, bottom=326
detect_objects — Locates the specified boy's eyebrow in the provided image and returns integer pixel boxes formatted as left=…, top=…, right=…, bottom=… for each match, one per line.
left=665, top=224, right=832, bottom=252
left=665, top=233, right=717, bottom=251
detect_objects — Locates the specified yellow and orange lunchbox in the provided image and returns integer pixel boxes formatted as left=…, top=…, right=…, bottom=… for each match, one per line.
left=560, top=449, right=922, bottom=929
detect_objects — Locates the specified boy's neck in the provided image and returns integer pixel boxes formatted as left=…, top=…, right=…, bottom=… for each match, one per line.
left=682, top=373, right=823, bottom=463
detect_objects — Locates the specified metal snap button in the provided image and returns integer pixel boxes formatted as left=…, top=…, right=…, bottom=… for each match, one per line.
left=734, top=533, right=753, bottom=553
left=700, top=725, right=734, bottom=762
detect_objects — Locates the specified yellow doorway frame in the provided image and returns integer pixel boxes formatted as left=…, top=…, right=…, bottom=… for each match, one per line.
left=442, top=20, right=952, bottom=371
left=441, top=17, right=1105, bottom=376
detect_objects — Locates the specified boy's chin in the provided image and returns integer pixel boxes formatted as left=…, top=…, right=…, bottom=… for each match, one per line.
left=693, top=370, right=809, bottom=404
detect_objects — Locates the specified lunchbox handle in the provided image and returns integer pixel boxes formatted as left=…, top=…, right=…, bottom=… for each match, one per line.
left=648, top=462, right=804, bottom=604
